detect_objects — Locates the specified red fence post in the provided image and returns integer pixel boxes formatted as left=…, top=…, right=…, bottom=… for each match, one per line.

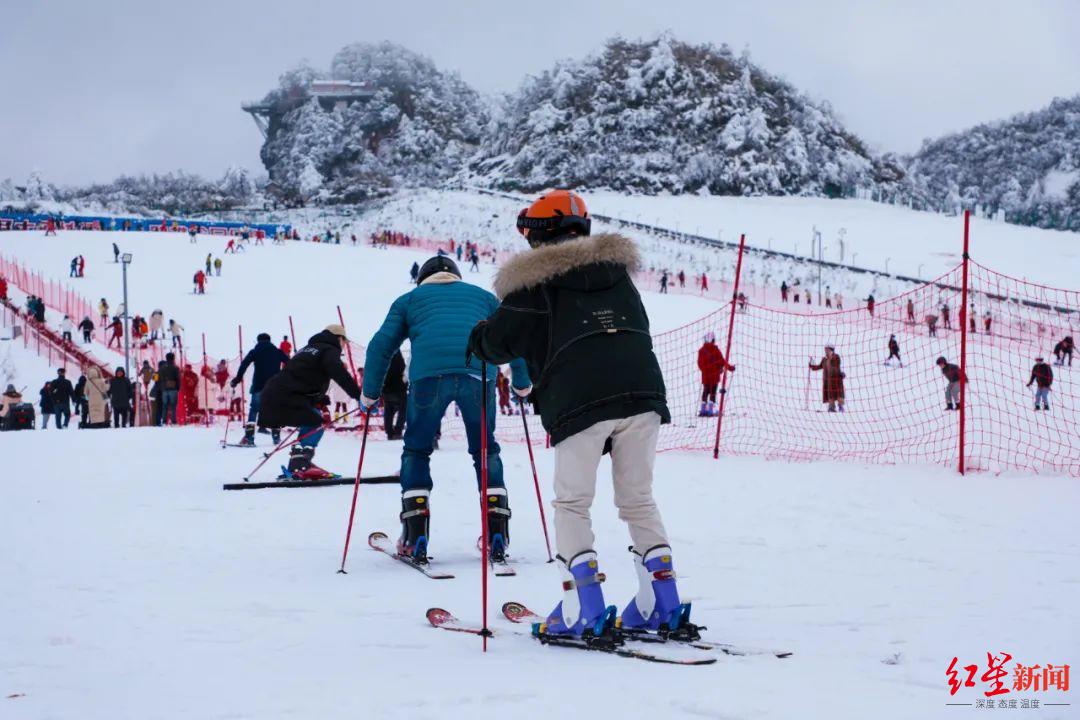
left=713, top=233, right=747, bottom=459
left=288, top=315, right=297, bottom=353
left=958, top=210, right=971, bottom=476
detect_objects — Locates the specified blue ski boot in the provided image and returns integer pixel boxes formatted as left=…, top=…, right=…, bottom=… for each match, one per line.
left=485, top=487, right=511, bottom=563
left=537, top=551, right=616, bottom=637
left=620, top=545, right=695, bottom=636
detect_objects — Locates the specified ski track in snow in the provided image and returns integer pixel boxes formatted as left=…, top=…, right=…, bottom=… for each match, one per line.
left=0, top=214, right=1077, bottom=719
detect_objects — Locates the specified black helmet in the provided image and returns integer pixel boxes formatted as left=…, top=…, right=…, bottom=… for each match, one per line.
left=256, top=332, right=271, bottom=343
left=936, top=356, right=947, bottom=365
left=417, top=255, right=461, bottom=284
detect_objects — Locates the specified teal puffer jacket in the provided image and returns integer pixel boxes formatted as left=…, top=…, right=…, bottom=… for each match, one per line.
left=363, top=275, right=530, bottom=397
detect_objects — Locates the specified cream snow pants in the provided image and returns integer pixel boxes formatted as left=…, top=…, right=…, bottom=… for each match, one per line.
left=552, top=411, right=670, bottom=561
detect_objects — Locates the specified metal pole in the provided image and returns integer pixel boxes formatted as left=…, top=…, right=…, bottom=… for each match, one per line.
left=122, top=258, right=131, bottom=379
left=958, top=211, right=971, bottom=475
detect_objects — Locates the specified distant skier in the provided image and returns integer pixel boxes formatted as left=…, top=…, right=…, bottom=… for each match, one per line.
left=205, top=254, right=212, bottom=275
left=496, top=369, right=512, bottom=416
left=231, top=332, right=289, bottom=446
left=79, top=316, right=94, bottom=343
left=107, top=317, right=123, bottom=349
left=279, top=335, right=292, bottom=357
left=113, top=242, right=121, bottom=262
left=77, top=255, right=85, bottom=278
left=188, top=227, right=197, bottom=243
left=159, top=353, right=181, bottom=425
left=468, top=189, right=684, bottom=640
left=926, top=314, right=938, bottom=337
left=60, top=315, right=74, bottom=344
left=469, top=249, right=480, bottom=272
left=835, top=292, right=843, bottom=310
left=1026, top=357, right=1053, bottom=411
left=149, top=310, right=164, bottom=342
left=780, top=280, right=789, bottom=302
left=38, top=382, right=55, bottom=429
left=968, top=304, right=977, bottom=334
left=193, top=270, right=206, bottom=294
left=409, top=261, right=419, bottom=284
left=50, top=368, right=74, bottom=428
left=941, top=302, right=951, bottom=330
left=983, top=310, right=992, bottom=335
left=224, top=238, right=236, bottom=254
left=677, top=270, right=685, bottom=288
left=169, top=319, right=184, bottom=348
left=809, top=344, right=845, bottom=412
left=1053, top=336, right=1073, bottom=366
left=885, top=334, right=902, bottom=367
left=906, top=298, right=915, bottom=323
left=258, top=324, right=363, bottom=479
left=866, top=294, right=875, bottom=317
left=45, top=217, right=57, bottom=236
left=69, top=257, right=78, bottom=277
left=697, top=331, right=734, bottom=417
left=362, top=255, right=530, bottom=563
left=700, top=272, right=709, bottom=293
left=99, top=298, right=109, bottom=326
left=659, top=271, right=669, bottom=294
left=108, top=367, right=134, bottom=428
left=935, top=356, right=965, bottom=411
left=213, top=257, right=222, bottom=276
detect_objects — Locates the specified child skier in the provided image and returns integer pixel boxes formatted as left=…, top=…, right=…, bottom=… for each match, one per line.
left=697, top=331, right=734, bottom=416
left=469, top=189, right=685, bottom=639
left=936, top=356, right=965, bottom=410
left=885, top=334, right=902, bottom=367
left=1026, top=357, right=1053, bottom=411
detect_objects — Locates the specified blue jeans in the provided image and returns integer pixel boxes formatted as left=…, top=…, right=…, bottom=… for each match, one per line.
left=1034, top=387, right=1050, bottom=407
left=401, top=374, right=502, bottom=492
left=55, top=407, right=71, bottom=428
left=161, top=390, right=178, bottom=424
left=298, top=425, right=324, bottom=448
left=248, top=391, right=261, bottom=423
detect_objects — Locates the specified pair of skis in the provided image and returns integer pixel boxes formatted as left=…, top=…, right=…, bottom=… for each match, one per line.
left=367, top=531, right=516, bottom=579
left=427, top=604, right=791, bottom=665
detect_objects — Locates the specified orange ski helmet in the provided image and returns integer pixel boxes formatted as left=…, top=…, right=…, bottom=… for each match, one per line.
left=516, top=189, right=591, bottom=246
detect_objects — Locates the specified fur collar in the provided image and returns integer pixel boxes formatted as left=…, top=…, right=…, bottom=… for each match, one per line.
left=420, top=271, right=462, bottom=286
left=493, top=233, right=641, bottom=299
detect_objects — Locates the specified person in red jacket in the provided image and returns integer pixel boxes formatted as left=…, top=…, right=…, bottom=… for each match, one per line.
left=0, top=276, right=7, bottom=301
left=194, top=270, right=206, bottom=294
left=45, top=217, right=57, bottom=236
left=496, top=369, right=512, bottom=415
left=697, top=331, right=734, bottom=416
left=107, top=317, right=123, bottom=348
left=181, top=364, right=200, bottom=416
left=279, top=335, right=292, bottom=357
left=700, top=272, right=709, bottom=293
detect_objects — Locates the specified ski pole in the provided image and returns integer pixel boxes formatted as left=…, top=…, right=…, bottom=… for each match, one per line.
left=220, top=387, right=236, bottom=446
left=479, top=360, right=491, bottom=650
left=240, top=408, right=359, bottom=482
left=518, top=397, right=553, bottom=563
left=337, top=407, right=374, bottom=574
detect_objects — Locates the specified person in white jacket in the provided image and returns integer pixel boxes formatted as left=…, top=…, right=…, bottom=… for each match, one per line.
left=169, top=319, right=184, bottom=349
left=60, top=315, right=74, bottom=343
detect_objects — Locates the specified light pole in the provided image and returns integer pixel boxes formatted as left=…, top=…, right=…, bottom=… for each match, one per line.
left=917, top=263, right=925, bottom=279
left=121, top=253, right=133, bottom=379
left=885, top=256, right=891, bottom=275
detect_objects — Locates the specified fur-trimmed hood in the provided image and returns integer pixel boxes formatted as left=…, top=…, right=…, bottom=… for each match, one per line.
left=493, top=233, right=641, bottom=299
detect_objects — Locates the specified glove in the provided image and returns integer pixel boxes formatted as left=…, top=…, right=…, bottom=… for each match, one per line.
left=229, top=377, right=241, bottom=388
left=466, top=320, right=488, bottom=364
left=513, top=385, right=532, bottom=398
left=359, top=395, right=378, bottom=413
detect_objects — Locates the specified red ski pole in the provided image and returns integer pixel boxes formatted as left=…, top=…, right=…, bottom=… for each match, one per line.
left=519, top=397, right=553, bottom=563
left=479, top=360, right=492, bottom=650
left=337, top=407, right=374, bottom=574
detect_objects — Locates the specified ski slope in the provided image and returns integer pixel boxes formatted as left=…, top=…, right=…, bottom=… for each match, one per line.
left=0, top=229, right=720, bottom=361
left=2, top=426, right=1077, bottom=719
left=1, top=207, right=1077, bottom=719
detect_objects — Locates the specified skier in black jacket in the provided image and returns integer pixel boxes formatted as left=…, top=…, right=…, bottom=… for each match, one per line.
left=468, top=189, right=682, bottom=640
left=258, top=325, right=361, bottom=479
left=49, top=368, right=74, bottom=428
left=231, top=332, right=289, bottom=445
left=382, top=349, right=408, bottom=440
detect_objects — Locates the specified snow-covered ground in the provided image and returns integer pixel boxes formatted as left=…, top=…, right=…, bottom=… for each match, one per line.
left=1, top=201, right=1077, bottom=719
left=2, top=426, right=1077, bottom=719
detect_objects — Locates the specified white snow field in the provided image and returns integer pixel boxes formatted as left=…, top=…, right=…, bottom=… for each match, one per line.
left=1, top=203, right=1078, bottom=719
left=2, top=426, right=1078, bottom=720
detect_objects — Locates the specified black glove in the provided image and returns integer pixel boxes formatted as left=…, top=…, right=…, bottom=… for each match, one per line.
left=230, top=377, right=241, bottom=388
left=466, top=320, right=488, bottom=365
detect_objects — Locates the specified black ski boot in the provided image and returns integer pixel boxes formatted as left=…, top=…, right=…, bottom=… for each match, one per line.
left=271, top=427, right=281, bottom=445
left=946, top=403, right=954, bottom=411
left=239, top=422, right=256, bottom=446
left=398, top=490, right=430, bottom=563
left=287, top=445, right=313, bottom=474
left=486, top=487, right=512, bottom=562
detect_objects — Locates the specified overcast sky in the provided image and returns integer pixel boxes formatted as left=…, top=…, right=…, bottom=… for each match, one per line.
left=2, top=0, right=1078, bottom=185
